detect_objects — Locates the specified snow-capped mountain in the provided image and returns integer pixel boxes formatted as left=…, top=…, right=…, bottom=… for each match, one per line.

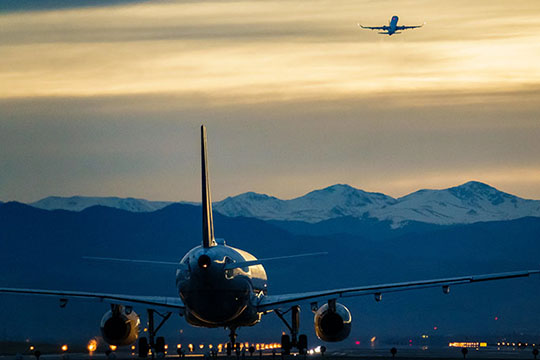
left=214, top=181, right=540, bottom=227
left=369, top=181, right=540, bottom=226
left=213, top=184, right=395, bottom=222
left=30, top=196, right=173, bottom=212
left=23, top=181, right=540, bottom=227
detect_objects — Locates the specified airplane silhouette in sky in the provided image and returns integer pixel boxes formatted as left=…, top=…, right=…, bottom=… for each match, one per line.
left=359, top=15, right=425, bottom=35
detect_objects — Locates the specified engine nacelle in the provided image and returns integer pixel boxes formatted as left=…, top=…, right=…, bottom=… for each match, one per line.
left=100, top=305, right=140, bottom=346
left=314, top=302, right=352, bottom=342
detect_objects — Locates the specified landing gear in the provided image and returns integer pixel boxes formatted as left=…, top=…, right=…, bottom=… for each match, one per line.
left=225, top=327, right=238, bottom=356
left=275, top=306, right=308, bottom=355
left=138, top=338, right=149, bottom=358
left=139, top=309, right=172, bottom=358
left=281, top=334, right=291, bottom=355
left=228, top=327, right=238, bottom=348
left=298, top=335, right=308, bottom=354
left=155, top=337, right=166, bottom=354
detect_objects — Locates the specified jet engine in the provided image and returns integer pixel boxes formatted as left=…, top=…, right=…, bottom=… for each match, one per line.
left=100, top=305, right=140, bottom=346
left=313, top=302, right=352, bottom=342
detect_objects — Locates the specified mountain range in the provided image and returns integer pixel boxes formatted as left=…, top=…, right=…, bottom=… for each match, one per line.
left=26, top=181, right=540, bottom=227
left=30, top=195, right=173, bottom=212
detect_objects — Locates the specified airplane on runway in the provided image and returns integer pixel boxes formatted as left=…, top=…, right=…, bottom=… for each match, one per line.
left=359, top=15, right=425, bottom=35
left=1, top=125, right=539, bottom=357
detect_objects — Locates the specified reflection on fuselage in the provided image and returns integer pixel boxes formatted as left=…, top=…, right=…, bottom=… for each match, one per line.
left=177, top=244, right=267, bottom=328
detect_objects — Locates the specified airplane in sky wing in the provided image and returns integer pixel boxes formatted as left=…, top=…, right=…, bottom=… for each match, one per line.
left=358, top=25, right=388, bottom=30
left=359, top=15, right=425, bottom=35
left=396, top=24, right=424, bottom=30
left=1, top=125, right=538, bottom=357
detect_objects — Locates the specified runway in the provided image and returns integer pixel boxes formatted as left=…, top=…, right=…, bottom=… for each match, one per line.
left=1, top=347, right=538, bottom=360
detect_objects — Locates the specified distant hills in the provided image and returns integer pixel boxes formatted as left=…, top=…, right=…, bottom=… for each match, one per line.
left=27, top=181, right=540, bottom=227
left=31, top=195, right=174, bottom=212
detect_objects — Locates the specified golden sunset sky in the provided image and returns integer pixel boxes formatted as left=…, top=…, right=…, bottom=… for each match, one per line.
left=1, top=0, right=540, bottom=202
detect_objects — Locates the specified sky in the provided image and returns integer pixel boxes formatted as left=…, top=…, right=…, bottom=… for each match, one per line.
left=1, top=0, right=540, bottom=203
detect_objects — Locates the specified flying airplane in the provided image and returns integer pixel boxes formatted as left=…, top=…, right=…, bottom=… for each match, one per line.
left=359, top=15, right=425, bottom=35
left=1, top=125, right=539, bottom=357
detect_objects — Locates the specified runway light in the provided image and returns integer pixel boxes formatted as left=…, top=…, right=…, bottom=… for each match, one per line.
left=61, top=345, right=68, bottom=352
left=188, top=344, right=194, bottom=352
left=371, top=337, right=376, bottom=343
left=355, top=341, right=360, bottom=345
left=208, top=345, right=213, bottom=349
left=109, top=345, right=117, bottom=351
left=177, top=344, right=182, bottom=349
left=87, top=339, right=97, bottom=352
left=433, top=326, right=438, bottom=330
left=144, top=328, right=148, bottom=332
left=314, top=346, right=321, bottom=353
left=164, top=345, right=169, bottom=350
left=199, top=344, right=204, bottom=349
left=494, top=316, right=499, bottom=321
left=29, top=346, right=35, bottom=351
left=449, top=342, right=487, bottom=348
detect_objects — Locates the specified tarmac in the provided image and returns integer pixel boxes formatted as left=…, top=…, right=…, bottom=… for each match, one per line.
left=1, top=347, right=539, bottom=360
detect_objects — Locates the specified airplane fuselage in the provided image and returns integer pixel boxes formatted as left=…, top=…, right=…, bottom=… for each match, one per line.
left=176, top=244, right=267, bottom=328
left=387, top=16, right=399, bottom=35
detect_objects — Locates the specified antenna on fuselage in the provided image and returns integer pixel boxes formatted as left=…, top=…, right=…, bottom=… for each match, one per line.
left=201, top=125, right=217, bottom=248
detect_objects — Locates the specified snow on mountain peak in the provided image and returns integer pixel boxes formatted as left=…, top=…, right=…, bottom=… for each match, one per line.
left=448, top=181, right=514, bottom=206
left=21, top=181, right=540, bottom=228
left=214, top=181, right=540, bottom=227
left=214, top=184, right=395, bottom=222
left=372, top=181, right=539, bottom=227
left=30, top=196, right=173, bottom=212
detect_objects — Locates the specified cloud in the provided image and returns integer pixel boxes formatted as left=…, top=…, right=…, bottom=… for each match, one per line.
left=0, top=0, right=149, bottom=12
left=1, top=0, right=540, bottom=102
left=1, top=91, right=540, bottom=202
left=1, top=0, right=540, bottom=202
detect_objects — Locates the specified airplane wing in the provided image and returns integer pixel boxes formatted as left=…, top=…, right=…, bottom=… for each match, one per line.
left=0, top=287, right=185, bottom=313
left=257, top=269, right=539, bottom=312
left=396, top=23, right=425, bottom=30
left=358, top=23, right=387, bottom=30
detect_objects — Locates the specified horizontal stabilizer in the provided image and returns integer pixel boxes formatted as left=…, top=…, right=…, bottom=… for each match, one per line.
left=224, top=252, right=327, bottom=270
left=83, top=256, right=187, bottom=269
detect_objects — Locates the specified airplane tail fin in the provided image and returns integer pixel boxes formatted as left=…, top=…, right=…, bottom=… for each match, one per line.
left=201, top=125, right=216, bottom=248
